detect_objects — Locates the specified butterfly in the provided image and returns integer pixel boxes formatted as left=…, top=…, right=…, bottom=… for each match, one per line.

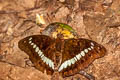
left=18, top=35, right=106, bottom=78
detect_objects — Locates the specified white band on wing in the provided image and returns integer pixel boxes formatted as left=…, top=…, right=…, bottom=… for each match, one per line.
left=28, top=37, right=54, bottom=70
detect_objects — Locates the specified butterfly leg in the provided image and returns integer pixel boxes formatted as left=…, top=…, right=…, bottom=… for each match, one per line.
left=24, top=58, right=34, bottom=67
left=79, top=70, right=95, bottom=80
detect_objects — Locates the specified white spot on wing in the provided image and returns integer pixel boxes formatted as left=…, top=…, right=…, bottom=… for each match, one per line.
left=91, top=42, right=94, bottom=46
left=76, top=54, right=81, bottom=60
left=47, top=59, right=51, bottom=67
left=35, top=47, right=39, bottom=52
left=29, top=41, right=32, bottom=44
left=59, top=58, right=76, bottom=72
left=88, top=48, right=92, bottom=50
left=31, top=43, right=34, bottom=45
left=41, top=56, right=45, bottom=62
left=41, top=54, right=44, bottom=58
left=45, top=58, right=49, bottom=65
left=74, top=57, right=77, bottom=61
left=33, top=44, right=37, bottom=48
left=58, top=64, right=63, bottom=72
left=58, top=60, right=69, bottom=72
left=63, top=61, right=68, bottom=69
left=51, top=62, right=54, bottom=70
left=48, top=60, right=52, bottom=68
left=29, top=37, right=32, bottom=40
left=71, top=58, right=75, bottom=64
left=84, top=49, right=88, bottom=53
left=43, top=56, right=47, bottom=63
left=46, top=58, right=54, bottom=70
left=81, top=51, right=85, bottom=56
left=91, top=46, right=94, bottom=49
left=67, top=60, right=72, bottom=66
left=38, top=50, right=42, bottom=56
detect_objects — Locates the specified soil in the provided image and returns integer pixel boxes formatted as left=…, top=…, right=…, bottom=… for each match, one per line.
left=0, top=0, right=120, bottom=80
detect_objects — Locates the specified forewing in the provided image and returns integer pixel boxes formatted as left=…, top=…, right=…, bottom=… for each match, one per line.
left=18, top=35, right=55, bottom=75
left=59, top=38, right=106, bottom=77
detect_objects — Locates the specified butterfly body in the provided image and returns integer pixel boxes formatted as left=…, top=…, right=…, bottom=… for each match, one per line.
left=18, top=35, right=106, bottom=78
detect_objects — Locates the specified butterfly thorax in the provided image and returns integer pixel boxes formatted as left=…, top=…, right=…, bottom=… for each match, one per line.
left=53, top=38, right=64, bottom=71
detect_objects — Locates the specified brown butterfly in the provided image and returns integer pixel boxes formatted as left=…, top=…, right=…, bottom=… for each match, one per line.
left=18, top=35, right=106, bottom=79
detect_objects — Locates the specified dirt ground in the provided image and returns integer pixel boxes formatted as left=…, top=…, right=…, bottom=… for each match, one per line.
left=0, top=0, right=120, bottom=80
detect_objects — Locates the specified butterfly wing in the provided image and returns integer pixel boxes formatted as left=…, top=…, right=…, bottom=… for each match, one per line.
left=58, top=38, right=106, bottom=77
left=18, top=35, right=55, bottom=75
